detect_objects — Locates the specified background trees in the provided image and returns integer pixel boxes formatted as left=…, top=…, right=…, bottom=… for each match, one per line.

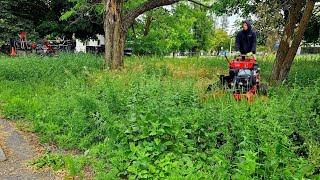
left=127, top=4, right=212, bottom=56
left=303, top=5, right=320, bottom=45
left=211, top=29, right=230, bottom=55
left=0, top=0, right=45, bottom=46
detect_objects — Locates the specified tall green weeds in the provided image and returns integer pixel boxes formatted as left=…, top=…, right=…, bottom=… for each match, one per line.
left=0, top=54, right=319, bottom=179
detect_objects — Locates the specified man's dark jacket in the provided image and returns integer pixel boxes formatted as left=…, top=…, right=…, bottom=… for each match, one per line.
left=235, top=20, right=257, bottom=54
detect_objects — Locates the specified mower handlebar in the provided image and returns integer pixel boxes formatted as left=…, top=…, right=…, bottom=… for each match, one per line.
left=224, top=55, right=231, bottom=63
left=224, top=54, right=255, bottom=64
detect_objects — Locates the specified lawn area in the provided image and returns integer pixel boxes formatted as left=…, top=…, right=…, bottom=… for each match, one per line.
left=0, top=54, right=319, bottom=179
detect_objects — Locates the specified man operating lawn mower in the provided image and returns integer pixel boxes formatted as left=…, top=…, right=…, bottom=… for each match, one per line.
left=229, top=20, right=257, bottom=80
left=214, top=20, right=267, bottom=101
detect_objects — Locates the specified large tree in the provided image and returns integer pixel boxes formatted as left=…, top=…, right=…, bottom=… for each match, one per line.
left=64, top=0, right=213, bottom=69
left=269, top=0, right=316, bottom=82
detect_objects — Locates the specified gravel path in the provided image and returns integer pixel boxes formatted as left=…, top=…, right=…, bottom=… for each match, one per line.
left=0, top=119, right=58, bottom=180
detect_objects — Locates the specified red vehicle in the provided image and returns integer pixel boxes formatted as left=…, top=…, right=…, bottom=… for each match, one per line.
left=220, top=55, right=267, bottom=101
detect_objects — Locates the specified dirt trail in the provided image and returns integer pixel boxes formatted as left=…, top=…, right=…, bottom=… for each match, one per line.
left=0, top=119, right=58, bottom=180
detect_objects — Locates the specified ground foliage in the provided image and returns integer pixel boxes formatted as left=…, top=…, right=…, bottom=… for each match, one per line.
left=0, top=54, right=319, bottom=179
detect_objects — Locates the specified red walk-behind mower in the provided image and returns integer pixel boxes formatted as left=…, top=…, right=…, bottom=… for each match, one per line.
left=218, top=55, right=267, bottom=101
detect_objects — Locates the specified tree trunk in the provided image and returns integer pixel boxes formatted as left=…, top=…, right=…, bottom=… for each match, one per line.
left=269, top=0, right=315, bottom=83
left=144, top=15, right=153, bottom=36
left=131, top=25, right=136, bottom=38
left=269, top=0, right=304, bottom=82
left=278, top=0, right=316, bottom=80
left=103, top=0, right=125, bottom=70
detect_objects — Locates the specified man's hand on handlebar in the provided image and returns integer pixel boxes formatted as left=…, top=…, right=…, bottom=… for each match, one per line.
left=236, top=51, right=254, bottom=57
left=246, top=52, right=253, bottom=56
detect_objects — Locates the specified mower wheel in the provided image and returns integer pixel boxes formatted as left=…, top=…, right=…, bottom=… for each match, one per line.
left=206, top=84, right=214, bottom=92
left=219, top=75, right=229, bottom=89
left=219, top=75, right=225, bottom=85
left=259, top=83, right=267, bottom=96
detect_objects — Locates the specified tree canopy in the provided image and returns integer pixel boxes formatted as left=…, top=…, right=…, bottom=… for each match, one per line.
left=127, top=3, right=215, bottom=55
left=303, top=5, right=320, bottom=45
left=0, top=0, right=43, bottom=46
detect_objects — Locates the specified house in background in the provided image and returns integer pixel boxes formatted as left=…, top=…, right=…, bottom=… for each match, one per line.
left=75, top=34, right=133, bottom=55
left=75, top=34, right=105, bottom=53
left=300, top=44, right=320, bottom=54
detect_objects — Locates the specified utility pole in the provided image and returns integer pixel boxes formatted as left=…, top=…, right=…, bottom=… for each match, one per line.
left=229, top=29, right=235, bottom=55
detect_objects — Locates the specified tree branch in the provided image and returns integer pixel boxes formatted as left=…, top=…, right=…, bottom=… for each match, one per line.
left=123, top=0, right=181, bottom=31
left=187, top=0, right=212, bottom=9
left=122, top=0, right=212, bottom=32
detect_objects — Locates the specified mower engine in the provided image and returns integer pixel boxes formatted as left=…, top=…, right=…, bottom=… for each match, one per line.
left=220, top=55, right=266, bottom=101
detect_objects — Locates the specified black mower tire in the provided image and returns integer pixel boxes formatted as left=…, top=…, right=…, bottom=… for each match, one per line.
left=206, top=84, right=214, bottom=92
left=219, top=75, right=225, bottom=85
left=206, top=75, right=228, bottom=92
left=220, top=75, right=230, bottom=90
left=259, top=83, right=267, bottom=96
